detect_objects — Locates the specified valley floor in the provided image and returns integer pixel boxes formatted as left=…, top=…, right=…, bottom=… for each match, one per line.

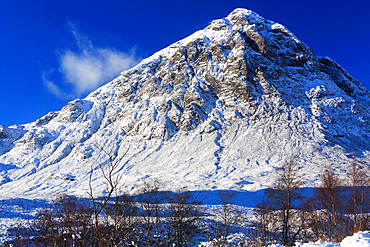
left=1, top=197, right=370, bottom=246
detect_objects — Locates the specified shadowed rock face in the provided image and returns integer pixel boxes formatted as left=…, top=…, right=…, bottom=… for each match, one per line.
left=0, top=9, right=370, bottom=198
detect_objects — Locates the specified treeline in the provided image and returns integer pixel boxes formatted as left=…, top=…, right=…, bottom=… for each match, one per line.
left=5, top=157, right=370, bottom=246
left=6, top=180, right=242, bottom=247
left=254, top=157, right=370, bottom=246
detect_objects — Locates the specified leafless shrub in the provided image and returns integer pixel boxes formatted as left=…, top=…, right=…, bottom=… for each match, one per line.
left=299, top=196, right=327, bottom=242
left=345, top=158, right=370, bottom=233
left=315, top=164, right=345, bottom=242
left=165, top=189, right=204, bottom=247
left=211, top=191, right=242, bottom=247
left=254, top=199, right=275, bottom=246
left=87, top=145, right=129, bottom=246
left=103, top=191, right=139, bottom=246
left=135, top=178, right=163, bottom=245
left=264, top=157, right=306, bottom=246
left=52, top=194, right=93, bottom=246
left=31, top=206, right=65, bottom=246
left=4, top=223, right=33, bottom=247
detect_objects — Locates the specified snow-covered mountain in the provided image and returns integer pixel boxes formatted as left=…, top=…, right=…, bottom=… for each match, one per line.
left=1, top=8, right=369, bottom=200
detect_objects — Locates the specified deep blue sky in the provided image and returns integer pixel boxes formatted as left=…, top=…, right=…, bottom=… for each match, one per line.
left=1, top=0, right=369, bottom=126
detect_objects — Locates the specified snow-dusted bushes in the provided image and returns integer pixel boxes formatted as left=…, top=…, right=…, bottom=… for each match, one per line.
left=253, top=158, right=370, bottom=246
left=311, top=159, right=370, bottom=243
left=5, top=158, right=370, bottom=246
left=5, top=189, right=206, bottom=246
left=254, top=158, right=311, bottom=246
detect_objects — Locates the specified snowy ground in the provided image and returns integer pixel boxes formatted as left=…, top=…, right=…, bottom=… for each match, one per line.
left=296, top=231, right=370, bottom=247
left=199, top=232, right=370, bottom=246
left=0, top=198, right=50, bottom=244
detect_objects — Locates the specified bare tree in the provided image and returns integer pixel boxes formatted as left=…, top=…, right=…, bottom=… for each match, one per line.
left=299, top=196, right=326, bottom=242
left=7, top=194, right=93, bottom=247
left=345, top=158, right=370, bottom=233
left=87, top=145, right=129, bottom=247
left=5, top=222, right=33, bottom=247
left=103, top=190, right=139, bottom=246
left=211, top=191, right=242, bottom=247
left=254, top=199, right=275, bottom=246
left=265, top=157, right=305, bottom=246
left=136, top=178, right=163, bottom=246
left=166, top=189, right=203, bottom=247
left=315, top=164, right=344, bottom=242
left=31, top=208, right=62, bottom=247
left=53, top=194, right=92, bottom=247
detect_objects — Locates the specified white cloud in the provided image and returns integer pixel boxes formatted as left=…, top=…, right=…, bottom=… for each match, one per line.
left=42, top=71, right=75, bottom=100
left=43, top=23, right=141, bottom=99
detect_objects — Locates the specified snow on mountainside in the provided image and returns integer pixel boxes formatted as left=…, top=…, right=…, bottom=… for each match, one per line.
left=1, top=8, right=370, bottom=200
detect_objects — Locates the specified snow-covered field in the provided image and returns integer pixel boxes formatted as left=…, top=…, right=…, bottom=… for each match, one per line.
left=200, top=231, right=370, bottom=246
left=296, top=232, right=370, bottom=247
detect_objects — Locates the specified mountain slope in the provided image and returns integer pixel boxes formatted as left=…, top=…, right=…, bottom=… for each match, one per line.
left=1, top=8, right=370, bottom=199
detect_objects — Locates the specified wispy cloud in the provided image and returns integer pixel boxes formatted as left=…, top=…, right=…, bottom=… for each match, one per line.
left=42, top=71, right=75, bottom=100
left=43, top=23, right=141, bottom=99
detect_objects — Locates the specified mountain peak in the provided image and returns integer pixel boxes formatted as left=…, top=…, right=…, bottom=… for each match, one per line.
left=227, top=8, right=261, bottom=19
left=0, top=9, right=369, bottom=199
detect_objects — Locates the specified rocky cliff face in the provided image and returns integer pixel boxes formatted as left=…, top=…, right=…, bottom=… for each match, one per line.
left=1, top=9, right=369, bottom=199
